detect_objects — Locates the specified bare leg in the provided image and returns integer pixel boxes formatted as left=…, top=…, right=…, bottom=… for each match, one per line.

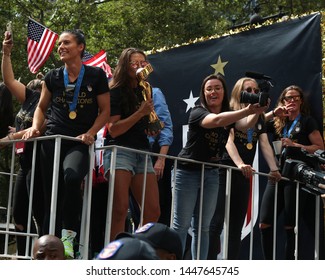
left=131, top=173, right=160, bottom=226
left=110, top=170, right=133, bottom=240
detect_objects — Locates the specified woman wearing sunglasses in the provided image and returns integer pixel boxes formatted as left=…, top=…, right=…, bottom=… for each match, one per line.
left=259, top=85, right=324, bottom=259
left=103, top=48, right=160, bottom=242
left=208, top=77, right=281, bottom=260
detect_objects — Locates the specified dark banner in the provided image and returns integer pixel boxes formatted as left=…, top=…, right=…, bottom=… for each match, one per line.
left=148, top=13, right=323, bottom=260
left=148, top=13, right=323, bottom=156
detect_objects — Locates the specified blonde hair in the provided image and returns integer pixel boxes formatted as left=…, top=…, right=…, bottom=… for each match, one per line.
left=229, top=77, right=257, bottom=110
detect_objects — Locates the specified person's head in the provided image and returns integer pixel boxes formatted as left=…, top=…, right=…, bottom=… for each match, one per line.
left=26, top=73, right=44, bottom=92
left=200, top=74, right=229, bottom=113
left=32, top=235, right=65, bottom=260
left=96, top=237, right=159, bottom=260
left=229, top=77, right=259, bottom=110
left=57, top=29, right=86, bottom=62
left=116, top=223, right=183, bottom=260
left=274, top=85, right=309, bottom=135
left=277, top=85, right=308, bottom=115
left=110, top=47, right=147, bottom=89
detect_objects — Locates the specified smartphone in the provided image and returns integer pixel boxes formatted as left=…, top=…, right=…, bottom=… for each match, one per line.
left=6, top=21, right=13, bottom=40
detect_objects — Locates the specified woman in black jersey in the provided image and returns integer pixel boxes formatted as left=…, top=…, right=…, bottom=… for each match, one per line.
left=23, top=29, right=110, bottom=259
left=208, top=77, right=281, bottom=260
left=259, top=85, right=324, bottom=259
left=103, top=48, right=160, bottom=241
left=172, top=74, right=266, bottom=260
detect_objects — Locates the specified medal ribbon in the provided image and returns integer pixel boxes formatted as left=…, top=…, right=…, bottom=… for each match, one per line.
left=247, top=128, right=254, bottom=145
left=282, top=114, right=301, bottom=138
left=63, top=65, right=85, bottom=113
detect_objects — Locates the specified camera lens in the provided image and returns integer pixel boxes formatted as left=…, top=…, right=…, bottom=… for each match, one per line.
left=240, top=91, right=260, bottom=104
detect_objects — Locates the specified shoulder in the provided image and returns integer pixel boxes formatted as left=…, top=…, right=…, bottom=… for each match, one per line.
left=84, top=65, right=106, bottom=77
left=44, top=67, right=63, bottom=81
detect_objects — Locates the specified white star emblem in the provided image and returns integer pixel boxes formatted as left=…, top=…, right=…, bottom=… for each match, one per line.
left=183, top=90, right=199, bottom=112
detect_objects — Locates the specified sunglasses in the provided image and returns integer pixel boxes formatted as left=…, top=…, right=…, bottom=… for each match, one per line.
left=244, top=87, right=260, bottom=94
left=129, top=60, right=148, bottom=69
left=283, top=95, right=301, bottom=102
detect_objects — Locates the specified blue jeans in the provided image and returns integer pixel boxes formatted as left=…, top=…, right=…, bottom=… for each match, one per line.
left=172, top=167, right=219, bottom=260
left=103, top=148, right=154, bottom=177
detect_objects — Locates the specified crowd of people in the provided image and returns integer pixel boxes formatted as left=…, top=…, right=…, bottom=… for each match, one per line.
left=0, top=26, right=324, bottom=261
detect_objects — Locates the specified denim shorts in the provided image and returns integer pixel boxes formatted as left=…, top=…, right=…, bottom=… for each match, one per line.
left=103, top=148, right=155, bottom=177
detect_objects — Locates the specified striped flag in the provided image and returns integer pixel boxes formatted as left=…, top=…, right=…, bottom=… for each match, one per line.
left=27, top=18, right=58, bottom=74
left=82, top=50, right=112, bottom=79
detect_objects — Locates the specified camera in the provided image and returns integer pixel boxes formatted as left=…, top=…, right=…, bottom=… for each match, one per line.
left=240, top=71, right=274, bottom=106
left=281, top=147, right=325, bottom=195
left=240, top=91, right=269, bottom=107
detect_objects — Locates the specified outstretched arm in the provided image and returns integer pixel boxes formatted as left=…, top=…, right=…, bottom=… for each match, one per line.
left=2, top=31, right=26, bottom=103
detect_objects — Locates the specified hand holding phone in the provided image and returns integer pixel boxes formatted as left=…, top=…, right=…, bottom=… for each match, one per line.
left=6, top=21, right=13, bottom=41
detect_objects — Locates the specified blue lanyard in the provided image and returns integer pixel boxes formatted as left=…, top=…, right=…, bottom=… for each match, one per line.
left=63, top=65, right=85, bottom=112
left=283, top=114, right=301, bottom=138
left=247, top=128, right=254, bottom=143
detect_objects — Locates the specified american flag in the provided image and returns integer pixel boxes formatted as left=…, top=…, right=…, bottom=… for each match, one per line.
left=82, top=50, right=112, bottom=79
left=27, top=18, right=58, bottom=74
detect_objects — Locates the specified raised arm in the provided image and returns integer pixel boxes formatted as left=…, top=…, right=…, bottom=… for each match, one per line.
left=2, top=31, right=26, bottom=103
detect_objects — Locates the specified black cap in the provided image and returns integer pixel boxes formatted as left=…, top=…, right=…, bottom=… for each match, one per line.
left=116, top=223, right=183, bottom=260
left=96, top=237, right=159, bottom=260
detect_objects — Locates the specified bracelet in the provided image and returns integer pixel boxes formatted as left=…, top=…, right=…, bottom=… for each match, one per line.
left=270, top=169, right=279, bottom=172
left=272, top=110, right=276, bottom=117
left=7, top=133, right=13, bottom=140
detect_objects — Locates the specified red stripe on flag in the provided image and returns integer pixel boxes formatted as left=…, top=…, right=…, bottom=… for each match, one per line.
left=27, top=18, right=58, bottom=74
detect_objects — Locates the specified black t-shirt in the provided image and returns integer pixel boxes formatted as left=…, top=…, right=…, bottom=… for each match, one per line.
left=15, top=88, right=40, bottom=168
left=45, top=65, right=109, bottom=137
left=267, top=114, right=318, bottom=145
left=223, top=116, right=266, bottom=166
left=178, top=105, right=230, bottom=169
left=267, top=114, right=319, bottom=168
left=15, top=88, right=40, bottom=131
left=105, top=86, right=150, bottom=150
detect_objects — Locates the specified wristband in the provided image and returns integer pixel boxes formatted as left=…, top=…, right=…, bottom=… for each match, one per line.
left=270, top=169, right=279, bottom=172
left=272, top=110, right=276, bottom=117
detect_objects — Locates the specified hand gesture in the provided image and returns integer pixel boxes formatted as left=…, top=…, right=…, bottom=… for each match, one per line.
left=3, top=31, right=13, bottom=54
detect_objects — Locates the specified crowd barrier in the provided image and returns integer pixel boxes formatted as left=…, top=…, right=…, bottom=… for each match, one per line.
left=0, top=135, right=323, bottom=260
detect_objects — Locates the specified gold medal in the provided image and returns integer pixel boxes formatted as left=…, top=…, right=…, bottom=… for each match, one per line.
left=69, top=111, right=77, bottom=119
left=246, top=143, right=253, bottom=150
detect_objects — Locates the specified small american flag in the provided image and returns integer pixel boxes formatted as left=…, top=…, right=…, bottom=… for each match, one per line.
left=82, top=50, right=112, bottom=79
left=27, top=18, right=58, bottom=74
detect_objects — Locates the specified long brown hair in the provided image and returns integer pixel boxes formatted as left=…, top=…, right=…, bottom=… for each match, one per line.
left=109, top=47, right=146, bottom=89
left=109, top=48, right=147, bottom=115
left=274, top=85, right=309, bottom=135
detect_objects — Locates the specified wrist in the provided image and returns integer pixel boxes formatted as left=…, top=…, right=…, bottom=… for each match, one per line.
left=1, top=50, right=11, bottom=56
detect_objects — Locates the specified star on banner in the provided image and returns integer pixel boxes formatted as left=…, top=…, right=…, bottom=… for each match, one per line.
left=211, top=55, right=228, bottom=75
left=183, top=90, right=199, bottom=112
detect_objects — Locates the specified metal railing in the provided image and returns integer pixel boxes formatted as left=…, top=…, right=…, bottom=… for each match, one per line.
left=0, top=136, right=322, bottom=259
